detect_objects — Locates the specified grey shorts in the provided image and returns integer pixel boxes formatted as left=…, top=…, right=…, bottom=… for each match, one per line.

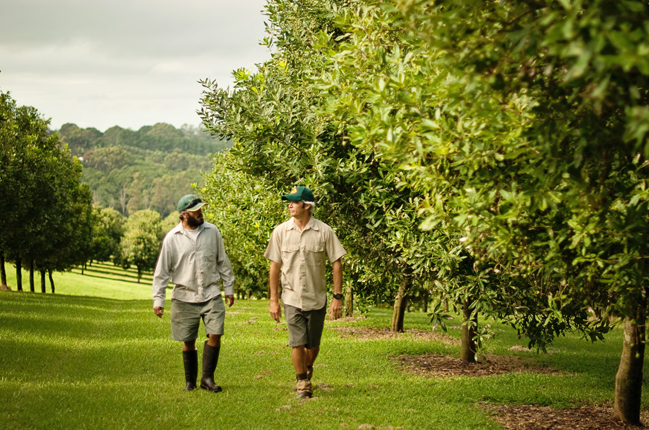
left=170, top=296, right=225, bottom=342
left=284, top=304, right=327, bottom=349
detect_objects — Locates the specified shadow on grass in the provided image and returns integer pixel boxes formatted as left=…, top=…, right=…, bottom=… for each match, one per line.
left=73, top=266, right=153, bottom=280
left=69, top=272, right=153, bottom=285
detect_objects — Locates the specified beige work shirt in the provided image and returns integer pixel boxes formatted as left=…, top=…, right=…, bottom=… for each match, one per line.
left=264, top=217, right=346, bottom=311
left=152, top=222, right=235, bottom=308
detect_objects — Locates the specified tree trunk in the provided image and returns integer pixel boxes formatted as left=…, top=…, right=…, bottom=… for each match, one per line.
left=29, top=259, right=35, bottom=293
left=0, top=250, right=7, bottom=288
left=48, top=270, right=55, bottom=294
left=391, top=279, right=409, bottom=332
left=460, top=298, right=477, bottom=363
left=40, top=270, right=46, bottom=293
left=16, top=260, right=23, bottom=291
left=422, top=290, right=429, bottom=313
left=137, top=267, right=142, bottom=283
left=345, top=284, right=353, bottom=317
left=614, top=302, right=647, bottom=425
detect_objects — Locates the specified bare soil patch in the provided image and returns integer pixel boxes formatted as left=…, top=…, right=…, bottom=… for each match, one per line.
left=482, top=403, right=648, bottom=430
left=392, top=353, right=560, bottom=378
left=333, top=326, right=458, bottom=345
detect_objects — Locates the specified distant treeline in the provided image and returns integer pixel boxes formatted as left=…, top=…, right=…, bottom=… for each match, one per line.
left=60, top=122, right=228, bottom=157
left=57, top=123, right=231, bottom=218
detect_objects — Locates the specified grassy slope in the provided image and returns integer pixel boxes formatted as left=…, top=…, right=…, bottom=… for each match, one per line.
left=0, top=263, right=646, bottom=429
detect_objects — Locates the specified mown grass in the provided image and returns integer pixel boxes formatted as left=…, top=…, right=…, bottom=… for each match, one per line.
left=0, top=264, right=647, bottom=429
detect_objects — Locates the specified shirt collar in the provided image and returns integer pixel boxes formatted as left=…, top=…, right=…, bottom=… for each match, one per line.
left=172, top=222, right=211, bottom=234
left=288, top=217, right=319, bottom=231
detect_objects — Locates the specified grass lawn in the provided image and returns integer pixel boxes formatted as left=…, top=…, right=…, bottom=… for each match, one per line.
left=1, top=263, right=648, bottom=429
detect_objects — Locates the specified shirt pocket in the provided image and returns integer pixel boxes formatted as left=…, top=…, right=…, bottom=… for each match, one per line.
left=281, top=245, right=300, bottom=269
left=303, top=244, right=325, bottom=268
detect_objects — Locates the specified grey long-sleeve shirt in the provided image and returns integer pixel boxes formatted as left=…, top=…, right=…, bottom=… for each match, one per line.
left=152, top=222, right=235, bottom=308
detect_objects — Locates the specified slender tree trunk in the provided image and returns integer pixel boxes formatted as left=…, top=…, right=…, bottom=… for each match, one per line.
left=29, top=259, right=35, bottom=293
left=0, top=250, right=7, bottom=288
left=48, top=270, right=55, bottom=294
left=460, top=298, right=478, bottom=363
left=614, top=299, right=647, bottom=425
left=422, top=290, right=429, bottom=313
left=40, top=270, right=46, bottom=293
left=16, top=260, right=23, bottom=291
left=137, top=267, right=142, bottom=283
left=345, top=284, right=353, bottom=317
left=391, top=279, right=409, bottom=332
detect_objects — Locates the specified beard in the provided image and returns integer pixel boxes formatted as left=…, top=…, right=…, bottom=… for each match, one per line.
left=185, top=214, right=204, bottom=227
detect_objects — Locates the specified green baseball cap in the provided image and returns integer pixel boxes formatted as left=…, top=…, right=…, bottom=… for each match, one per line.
left=282, top=186, right=315, bottom=202
left=177, top=194, right=207, bottom=212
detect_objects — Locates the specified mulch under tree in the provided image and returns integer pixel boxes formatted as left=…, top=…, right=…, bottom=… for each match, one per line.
left=333, top=326, right=647, bottom=429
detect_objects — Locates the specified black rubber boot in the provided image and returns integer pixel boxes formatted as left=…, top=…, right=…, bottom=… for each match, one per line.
left=200, top=341, right=222, bottom=393
left=182, top=350, right=198, bottom=391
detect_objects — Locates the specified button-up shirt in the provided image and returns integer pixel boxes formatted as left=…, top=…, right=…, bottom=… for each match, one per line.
left=152, top=222, right=235, bottom=308
left=264, top=217, right=346, bottom=311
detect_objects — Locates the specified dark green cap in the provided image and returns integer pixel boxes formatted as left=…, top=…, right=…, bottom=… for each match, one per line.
left=282, top=186, right=315, bottom=202
left=177, top=194, right=207, bottom=212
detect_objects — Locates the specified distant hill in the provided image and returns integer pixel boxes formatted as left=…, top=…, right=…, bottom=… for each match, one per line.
left=58, top=122, right=229, bottom=157
left=56, top=123, right=231, bottom=218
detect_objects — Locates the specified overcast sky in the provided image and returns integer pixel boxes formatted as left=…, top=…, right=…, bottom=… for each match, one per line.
left=0, top=0, right=270, bottom=131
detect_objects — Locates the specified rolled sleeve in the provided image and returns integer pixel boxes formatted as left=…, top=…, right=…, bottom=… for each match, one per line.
left=216, top=231, right=235, bottom=295
left=152, top=238, right=173, bottom=308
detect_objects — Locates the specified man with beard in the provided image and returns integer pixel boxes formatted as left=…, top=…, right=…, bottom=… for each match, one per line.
left=152, top=194, right=235, bottom=393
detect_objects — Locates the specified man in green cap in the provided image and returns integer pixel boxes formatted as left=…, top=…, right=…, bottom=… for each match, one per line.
left=264, top=186, right=346, bottom=399
left=152, top=194, right=235, bottom=393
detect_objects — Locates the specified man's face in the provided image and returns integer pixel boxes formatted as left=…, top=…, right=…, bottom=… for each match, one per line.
left=184, top=208, right=204, bottom=227
left=288, top=200, right=308, bottom=218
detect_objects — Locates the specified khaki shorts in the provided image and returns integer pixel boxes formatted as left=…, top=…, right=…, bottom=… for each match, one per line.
left=170, top=296, right=225, bottom=342
left=284, top=304, right=326, bottom=348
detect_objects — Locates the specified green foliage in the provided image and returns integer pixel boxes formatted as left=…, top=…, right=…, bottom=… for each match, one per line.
left=0, top=91, right=93, bottom=281
left=161, top=211, right=180, bottom=236
left=91, top=206, right=125, bottom=263
left=58, top=122, right=229, bottom=157
left=202, top=151, right=287, bottom=299
left=57, top=122, right=231, bottom=218
left=119, top=209, right=164, bottom=282
left=319, top=0, right=649, bottom=349
left=199, top=0, right=452, bottom=313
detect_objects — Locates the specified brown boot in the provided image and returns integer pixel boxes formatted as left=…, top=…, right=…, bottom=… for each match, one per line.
left=182, top=350, right=198, bottom=391
left=296, top=379, right=312, bottom=399
left=200, top=341, right=222, bottom=393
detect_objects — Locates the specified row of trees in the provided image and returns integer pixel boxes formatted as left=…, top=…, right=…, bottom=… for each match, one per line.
left=59, top=122, right=228, bottom=158
left=198, top=0, right=649, bottom=424
left=0, top=91, right=93, bottom=293
left=0, top=91, right=184, bottom=291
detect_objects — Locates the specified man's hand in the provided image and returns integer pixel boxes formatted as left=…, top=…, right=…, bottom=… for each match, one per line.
left=225, top=295, right=235, bottom=307
left=269, top=300, right=282, bottom=323
left=153, top=306, right=164, bottom=318
left=329, top=298, right=342, bottom=320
